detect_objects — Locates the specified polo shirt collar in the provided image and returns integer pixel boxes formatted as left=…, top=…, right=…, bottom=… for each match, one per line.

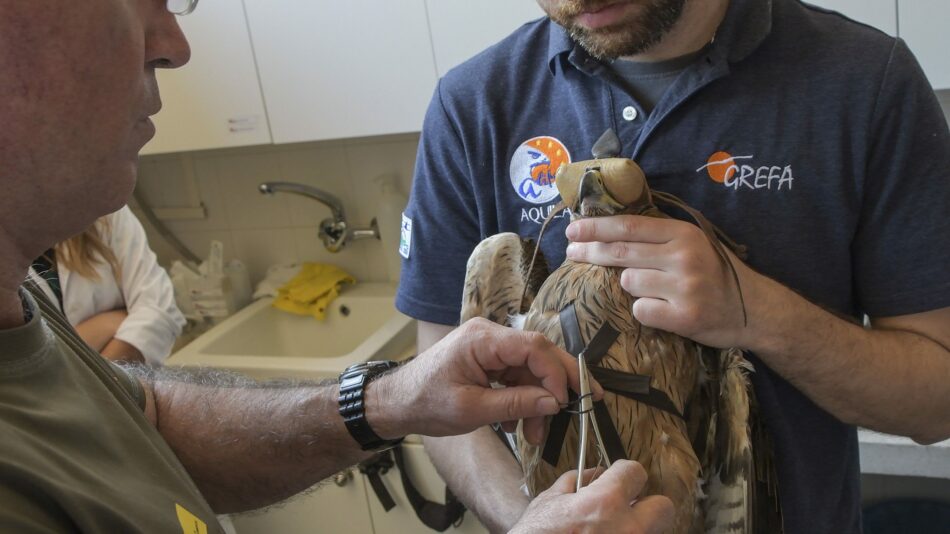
left=546, top=20, right=577, bottom=75
left=546, top=0, right=773, bottom=76
left=718, top=0, right=773, bottom=62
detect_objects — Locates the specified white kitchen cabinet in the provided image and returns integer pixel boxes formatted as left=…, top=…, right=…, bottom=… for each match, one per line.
left=809, top=0, right=897, bottom=35
left=230, top=467, right=375, bottom=534
left=142, top=0, right=271, bottom=155
left=425, top=0, right=546, bottom=77
left=243, top=0, right=437, bottom=144
left=898, top=0, right=950, bottom=90
left=228, top=441, right=487, bottom=534
left=368, top=441, right=489, bottom=534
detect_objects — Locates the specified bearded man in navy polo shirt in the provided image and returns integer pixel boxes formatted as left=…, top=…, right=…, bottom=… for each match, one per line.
left=396, top=0, right=950, bottom=532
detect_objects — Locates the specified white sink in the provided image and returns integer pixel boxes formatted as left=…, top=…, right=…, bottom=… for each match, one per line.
left=168, top=283, right=415, bottom=380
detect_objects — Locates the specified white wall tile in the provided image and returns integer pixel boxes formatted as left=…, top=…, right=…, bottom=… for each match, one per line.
left=357, top=239, right=393, bottom=282
left=277, top=145, right=354, bottom=227
left=136, top=156, right=191, bottom=207
left=343, top=135, right=418, bottom=226
left=133, top=200, right=237, bottom=268
left=218, top=152, right=293, bottom=230
left=232, top=228, right=300, bottom=283
left=138, top=135, right=420, bottom=286
left=163, top=157, right=231, bottom=233
left=130, top=206, right=183, bottom=265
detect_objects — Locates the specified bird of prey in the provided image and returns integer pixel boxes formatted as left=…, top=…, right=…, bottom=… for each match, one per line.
left=460, top=131, right=781, bottom=533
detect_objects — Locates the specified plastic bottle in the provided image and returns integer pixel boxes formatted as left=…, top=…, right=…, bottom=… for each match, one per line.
left=375, top=174, right=409, bottom=282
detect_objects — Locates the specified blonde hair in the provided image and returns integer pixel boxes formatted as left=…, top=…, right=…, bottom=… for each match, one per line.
left=54, top=217, right=120, bottom=281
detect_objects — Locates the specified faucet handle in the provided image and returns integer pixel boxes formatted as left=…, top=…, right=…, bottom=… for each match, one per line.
left=319, top=218, right=348, bottom=253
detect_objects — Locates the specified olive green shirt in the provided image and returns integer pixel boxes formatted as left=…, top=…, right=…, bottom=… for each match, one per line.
left=0, top=285, right=222, bottom=533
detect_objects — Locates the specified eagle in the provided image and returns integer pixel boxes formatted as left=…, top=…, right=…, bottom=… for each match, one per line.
left=460, top=131, right=781, bottom=533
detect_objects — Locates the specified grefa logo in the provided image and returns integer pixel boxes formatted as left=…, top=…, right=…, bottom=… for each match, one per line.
left=697, top=151, right=795, bottom=191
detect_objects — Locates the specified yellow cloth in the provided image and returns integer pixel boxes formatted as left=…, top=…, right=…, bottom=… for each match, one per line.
left=272, top=263, right=355, bottom=320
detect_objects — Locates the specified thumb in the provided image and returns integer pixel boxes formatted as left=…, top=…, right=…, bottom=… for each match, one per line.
left=545, top=469, right=580, bottom=496
left=475, top=385, right=560, bottom=426
left=544, top=467, right=605, bottom=496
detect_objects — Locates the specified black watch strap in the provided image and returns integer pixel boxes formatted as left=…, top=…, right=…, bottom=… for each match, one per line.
left=338, top=361, right=404, bottom=451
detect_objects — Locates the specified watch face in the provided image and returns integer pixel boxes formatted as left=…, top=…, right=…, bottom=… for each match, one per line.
left=341, top=361, right=398, bottom=385
left=343, top=363, right=370, bottom=375
left=345, top=361, right=397, bottom=374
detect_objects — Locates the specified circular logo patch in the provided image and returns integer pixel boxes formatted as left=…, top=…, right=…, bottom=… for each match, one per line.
left=509, top=136, right=571, bottom=205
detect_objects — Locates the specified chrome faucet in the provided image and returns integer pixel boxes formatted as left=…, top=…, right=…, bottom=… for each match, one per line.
left=258, top=181, right=379, bottom=253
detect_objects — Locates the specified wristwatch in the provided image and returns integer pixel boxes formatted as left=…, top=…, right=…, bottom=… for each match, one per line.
left=338, top=360, right=404, bottom=451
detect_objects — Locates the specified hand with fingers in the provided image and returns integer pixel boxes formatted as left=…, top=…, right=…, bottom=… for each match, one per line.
left=510, top=460, right=674, bottom=534
left=565, top=215, right=760, bottom=349
left=369, top=318, right=603, bottom=443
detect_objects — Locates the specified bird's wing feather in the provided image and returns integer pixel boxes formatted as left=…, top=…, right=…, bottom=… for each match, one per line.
left=459, top=233, right=547, bottom=325
left=695, top=347, right=753, bottom=533
left=749, top=385, right=785, bottom=533
left=697, top=348, right=783, bottom=533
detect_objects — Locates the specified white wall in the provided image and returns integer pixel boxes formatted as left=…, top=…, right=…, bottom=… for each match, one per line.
left=134, top=133, right=418, bottom=285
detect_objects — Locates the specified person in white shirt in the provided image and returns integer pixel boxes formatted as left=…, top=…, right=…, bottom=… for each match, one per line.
left=29, top=205, right=185, bottom=365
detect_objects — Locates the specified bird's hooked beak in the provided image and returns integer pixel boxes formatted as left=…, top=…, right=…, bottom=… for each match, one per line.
left=577, top=167, right=626, bottom=217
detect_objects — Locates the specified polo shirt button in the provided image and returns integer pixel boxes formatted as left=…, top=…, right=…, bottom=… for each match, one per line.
left=622, top=106, right=638, bottom=121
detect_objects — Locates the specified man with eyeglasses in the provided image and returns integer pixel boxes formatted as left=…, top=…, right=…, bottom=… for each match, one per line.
left=0, top=1, right=673, bottom=532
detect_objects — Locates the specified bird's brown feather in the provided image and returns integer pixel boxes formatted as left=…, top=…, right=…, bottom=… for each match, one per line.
left=458, top=152, right=781, bottom=533
left=460, top=233, right=547, bottom=324
left=517, top=259, right=704, bottom=533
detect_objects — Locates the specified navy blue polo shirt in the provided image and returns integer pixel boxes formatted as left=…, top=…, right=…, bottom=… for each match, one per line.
left=397, top=0, right=950, bottom=532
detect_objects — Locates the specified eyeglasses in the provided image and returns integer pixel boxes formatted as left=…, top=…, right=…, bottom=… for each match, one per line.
left=166, top=0, right=198, bottom=15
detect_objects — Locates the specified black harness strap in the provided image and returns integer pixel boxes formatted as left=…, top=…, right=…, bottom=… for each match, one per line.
left=588, top=366, right=685, bottom=420
left=591, top=401, right=628, bottom=464
left=361, top=447, right=467, bottom=532
left=559, top=305, right=585, bottom=355
left=541, top=302, right=686, bottom=467
left=583, top=319, right=623, bottom=366
left=359, top=452, right=397, bottom=512
left=544, top=305, right=626, bottom=466
left=542, top=389, right=577, bottom=466
left=391, top=446, right=466, bottom=532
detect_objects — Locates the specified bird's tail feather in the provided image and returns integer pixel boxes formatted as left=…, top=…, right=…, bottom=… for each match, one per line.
left=704, top=476, right=749, bottom=533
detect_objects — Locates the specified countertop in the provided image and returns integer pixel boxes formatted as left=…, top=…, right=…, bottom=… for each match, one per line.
left=858, top=429, right=950, bottom=479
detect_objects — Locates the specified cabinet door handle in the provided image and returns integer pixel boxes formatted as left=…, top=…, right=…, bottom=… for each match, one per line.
left=228, top=115, right=260, bottom=132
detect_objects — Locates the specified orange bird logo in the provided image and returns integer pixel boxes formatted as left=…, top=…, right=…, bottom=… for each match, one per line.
left=509, top=136, right=572, bottom=204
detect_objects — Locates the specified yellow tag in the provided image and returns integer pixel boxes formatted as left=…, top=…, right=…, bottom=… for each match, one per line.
left=175, top=504, right=208, bottom=534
